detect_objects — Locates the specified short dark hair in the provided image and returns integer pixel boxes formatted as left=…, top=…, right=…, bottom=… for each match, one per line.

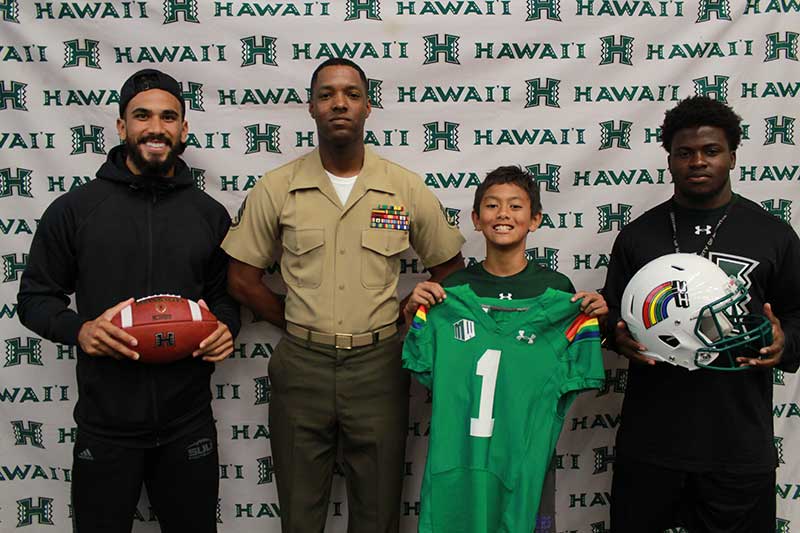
left=310, top=58, right=368, bottom=95
left=473, top=165, right=542, bottom=217
left=661, top=96, right=742, bottom=152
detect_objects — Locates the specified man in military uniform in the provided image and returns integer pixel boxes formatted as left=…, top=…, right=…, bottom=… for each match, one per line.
left=222, top=58, right=465, bottom=532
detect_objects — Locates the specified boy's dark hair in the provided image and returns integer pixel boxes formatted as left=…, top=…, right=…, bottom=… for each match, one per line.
left=661, top=96, right=742, bottom=152
left=310, top=58, right=368, bottom=95
left=473, top=166, right=542, bottom=217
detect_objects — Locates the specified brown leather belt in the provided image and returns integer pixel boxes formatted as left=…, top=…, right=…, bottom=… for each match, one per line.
left=286, top=322, right=398, bottom=350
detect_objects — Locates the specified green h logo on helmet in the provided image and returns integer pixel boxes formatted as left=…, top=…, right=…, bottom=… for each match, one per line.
left=63, top=39, right=100, bottom=68
left=765, top=32, right=799, bottom=62
left=598, top=120, right=632, bottom=150
left=423, top=34, right=460, bottom=65
left=765, top=116, right=795, bottom=146
left=693, top=75, right=729, bottom=102
left=696, top=0, right=731, bottom=22
left=0, top=80, right=27, bottom=110
left=5, top=337, right=43, bottom=366
left=525, top=163, right=561, bottom=192
left=345, top=0, right=381, bottom=20
left=761, top=199, right=792, bottom=223
left=245, top=123, right=280, bottom=154
left=163, top=0, right=199, bottom=23
left=241, top=36, right=278, bottom=67
left=0, top=0, right=20, bottom=23
left=527, top=0, right=561, bottom=21
left=597, top=204, right=632, bottom=232
left=525, top=247, right=559, bottom=271
left=423, top=121, right=459, bottom=152
left=525, top=78, right=560, bottom=108
left=70, top=125, right=105, bottom=154
left=17, top=497, right=54, bottom=526
left=599, top=35, right=634, bottom=66
left=0, top=168, right=33, bottom=197
left=11, top=420, right=45, bottom=448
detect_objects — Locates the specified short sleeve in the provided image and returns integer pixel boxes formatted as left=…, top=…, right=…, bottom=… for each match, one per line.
left=408, top=181, right=465, bottom=268
left=221, top=176, right=281, bottom=268
left=402, top=305, right=435, bottom=389
left=563, top=314, right=606, bottom=391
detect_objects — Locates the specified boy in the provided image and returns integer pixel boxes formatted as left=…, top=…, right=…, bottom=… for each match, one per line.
left=402, top=165, right=607, bottom=532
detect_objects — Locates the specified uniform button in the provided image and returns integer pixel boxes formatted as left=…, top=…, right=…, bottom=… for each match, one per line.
left=338, top=320, right=343, bottom=325
left=339, top=249, right=345, bottom=255
left=339, top=284, right=345, bottom=290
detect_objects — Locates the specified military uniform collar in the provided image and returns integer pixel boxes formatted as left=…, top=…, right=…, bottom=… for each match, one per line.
left=290, top=146, right=398, bottom=196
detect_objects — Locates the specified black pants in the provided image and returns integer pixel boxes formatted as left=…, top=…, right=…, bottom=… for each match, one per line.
left=71, top=422, right=219, bottom=533
left=611, top=460, right=776, bottom=533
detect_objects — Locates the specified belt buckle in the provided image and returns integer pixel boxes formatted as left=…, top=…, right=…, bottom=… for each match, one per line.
left=335, top=334, right=353, bottom=350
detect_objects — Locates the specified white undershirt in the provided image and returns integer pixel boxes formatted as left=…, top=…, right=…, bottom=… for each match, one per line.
left=326, top=171, right=358, bottom=205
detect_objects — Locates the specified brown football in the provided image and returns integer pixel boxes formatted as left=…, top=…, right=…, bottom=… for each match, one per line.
left=110, top=295, right=218, bottom=364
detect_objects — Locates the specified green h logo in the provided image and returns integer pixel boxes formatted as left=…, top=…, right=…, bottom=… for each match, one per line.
left=0, top=80, right=27, bottom=110
left=245, top=123, right=281, bottom=154
left=525, top=247, right=559, bottom=271
left=597, top=204, right=632, bottom=232
left=599, top=120, right=632, bottom=150
left=63, top=39, right=101, bottom=69
left=592, top=446, right=616, bottom=474
left=17, top=497, right=54, bottom=526
left=525, top=163, right=561, bottom=192
left=181, top=81, right=204, bottom=111
left=254, top=376, right=271, bottom=405
left=444, top=207, right=461, bottom=227
left=761, top=199, right=792, bottom=222
left=368, top=78, right=383, bottom=109
left=765, top=116, right=795, bottom=145
left=3, top=253, right=28, bottom=282
left=766, top=32, right=799, bottom=62
left=345, top=0, right=381, bottom=20
left=257, top=456, right=275, bottom=484
left=599, top=35, right=634, bottom=66
left=423, top=34, right=460, bottom=65
left=527, top=0, right=561, bottom=21
left=241, top=36, right=278, bottom=67
left=597, top=368, right=628, bottom=396
left=163, top=0, right=199, bottom=23
left=696, top=0, right=731, bottom=21
left=525, top=78, right=560, bottom=108
left=423, top=121, right=459, bottom=152
left=0, top=167, right=33, bottom=197
left=0, top=0, right=20, bottom=23
left=775, top=435, right=785, bottom=465
left=70, top=125, right=106, bottom=154
left=11, top=420, right=45, bottom=448
left=190, top=167, right=206, bottom=190
left=5, top=337, right=43, bottom=367
left=692, top=75, right=729, bottom=101
left=776, top=518, right=790, bottom=533
left=591, top=522, right=611, bottom=533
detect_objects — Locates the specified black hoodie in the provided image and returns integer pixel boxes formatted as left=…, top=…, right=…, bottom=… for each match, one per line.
left=18, top=145, right=241, bottom=447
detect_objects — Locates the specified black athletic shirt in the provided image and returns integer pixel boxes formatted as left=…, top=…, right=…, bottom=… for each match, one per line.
left=603, top=194, right=800, bottom=473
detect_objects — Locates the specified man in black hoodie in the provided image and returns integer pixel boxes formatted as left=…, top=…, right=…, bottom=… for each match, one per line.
left=17, top=69, right=240, bottom=533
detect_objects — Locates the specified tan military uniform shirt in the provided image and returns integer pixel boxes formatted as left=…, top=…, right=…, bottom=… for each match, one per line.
left=222, top=147, right=465, bottom=334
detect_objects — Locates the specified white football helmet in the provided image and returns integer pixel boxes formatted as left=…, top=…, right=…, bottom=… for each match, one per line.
left=621, top=253, right=772, bottom=371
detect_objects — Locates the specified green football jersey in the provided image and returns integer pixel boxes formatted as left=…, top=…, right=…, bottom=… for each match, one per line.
left=403, top=284, right=604, bottom=533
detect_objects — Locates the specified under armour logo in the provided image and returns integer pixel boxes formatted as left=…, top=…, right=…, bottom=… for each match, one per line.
left=694, top=225, right=712, bottom=235
left=516, top=330, right=536, bottom=344
left=499, top=293, right=513, bottom=300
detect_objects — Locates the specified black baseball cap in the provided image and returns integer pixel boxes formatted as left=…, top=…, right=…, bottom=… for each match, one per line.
left=119, top=69, right=185, bottom=117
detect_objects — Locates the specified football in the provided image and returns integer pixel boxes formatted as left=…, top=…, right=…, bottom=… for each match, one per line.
left=111, top=295, right=218, bottom=364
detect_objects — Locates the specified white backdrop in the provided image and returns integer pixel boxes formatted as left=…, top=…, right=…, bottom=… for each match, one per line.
left=0, top=0, right=798, bottom=531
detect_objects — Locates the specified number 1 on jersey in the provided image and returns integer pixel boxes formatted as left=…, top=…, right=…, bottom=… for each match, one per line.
left=470, top=349, right=501, bottom=438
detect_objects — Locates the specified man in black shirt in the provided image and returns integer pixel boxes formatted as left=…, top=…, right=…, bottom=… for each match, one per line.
left=603, top=96, right=800, bottom=532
